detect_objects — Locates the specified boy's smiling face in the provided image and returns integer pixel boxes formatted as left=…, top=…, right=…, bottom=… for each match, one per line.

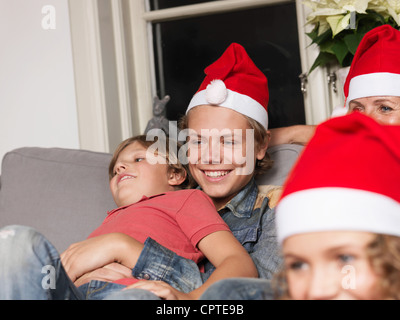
left=186, top=105, right=267, bottom=209
left=109, top=141, right=176, bottom=207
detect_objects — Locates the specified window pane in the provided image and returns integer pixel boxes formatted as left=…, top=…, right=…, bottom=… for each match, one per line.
left=150, top=0, right=217, bottom=11
left=152, top=2, right=305, bottom=128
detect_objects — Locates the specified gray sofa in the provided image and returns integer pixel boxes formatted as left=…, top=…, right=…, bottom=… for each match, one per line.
left=0, top=144, right=303, bottom=252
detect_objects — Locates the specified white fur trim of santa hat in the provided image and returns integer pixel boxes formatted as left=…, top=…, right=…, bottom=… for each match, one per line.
left=187, top=86, right=269, bottom=129
left=276, top=187, right=400, bottom=244
left=346, top=72, right=400, bottom=107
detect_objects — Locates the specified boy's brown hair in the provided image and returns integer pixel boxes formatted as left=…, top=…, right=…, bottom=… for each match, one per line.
left=109, top=135, right=196, bottom=189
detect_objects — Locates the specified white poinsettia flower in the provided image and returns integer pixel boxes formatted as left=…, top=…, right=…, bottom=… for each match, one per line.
left=340, top=0, right=369, bottom=13
left=303, top=0, right=342, bottom=18
left=368, top=0, right=387, bottom=9
left=387, top=0, right=400, bottom=12
left=305, top=0, right=370, bottom=23
left=327, top=13, right=352, bottom=36
left=302, top=0, right=320, bottom=10
left=318, top=20, right=331, bottom=35
left=385, top=0, right=400, bottom=25
left=367, top=4, right=389, bottom=16
left=388, top=6, right=400, bottom=25
left=307, top=8, right=347, bottom=22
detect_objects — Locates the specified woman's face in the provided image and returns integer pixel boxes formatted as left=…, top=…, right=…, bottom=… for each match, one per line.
left=283, top=231, right=382, bottom=300
left=348, top=96, right=400, bottom=125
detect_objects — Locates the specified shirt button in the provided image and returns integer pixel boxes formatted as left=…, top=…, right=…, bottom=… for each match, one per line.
left=142, top=273, right=151, bottom=280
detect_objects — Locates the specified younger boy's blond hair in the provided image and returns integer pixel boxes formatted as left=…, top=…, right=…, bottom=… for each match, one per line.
left=109, top=135, right=196, bottom=189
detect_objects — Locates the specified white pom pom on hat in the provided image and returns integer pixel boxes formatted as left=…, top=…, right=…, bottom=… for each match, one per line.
left=205, top=80, right=227, bottom=105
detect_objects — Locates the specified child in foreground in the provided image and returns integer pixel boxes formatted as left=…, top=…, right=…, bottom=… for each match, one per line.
left=276, top=112, right=400, bottom=299
left=200, top=112, right=400, bottom=300
left=0, top=135, right=257, bottom=299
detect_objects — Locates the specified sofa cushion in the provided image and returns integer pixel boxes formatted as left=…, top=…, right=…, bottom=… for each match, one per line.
left=256, top=143, right=303, bottom=187
left=0, top=147, right=116, bottom=252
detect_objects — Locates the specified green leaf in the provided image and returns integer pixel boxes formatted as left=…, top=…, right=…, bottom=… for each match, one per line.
left=331, top=40, right=349, bottom=66
left=309, top=52, right=337, bottom=74
left=319, top=39, right=335, bottom=54
left=356, top=12, right=385, bottom=34
left=343, top=32, right=364, bottom=55
left=306, top=25, right=319, bottom=42
left=364, top=10, right=386, bottom=24
left=341, top=53, right=353, bottom=67
left=308, top=27, right=332, bottom=46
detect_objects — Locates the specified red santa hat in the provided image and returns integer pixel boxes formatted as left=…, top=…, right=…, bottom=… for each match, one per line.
left=186, top=43, right=269, bottom=129
left=343, top=24, right=400, bottom=108
left=276, top=112, right=400, bottom=243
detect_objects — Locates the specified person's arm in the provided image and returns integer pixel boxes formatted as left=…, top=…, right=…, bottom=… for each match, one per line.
left=192, top=230, right=258, bottom=297
left=269, top=125, right=316, bottom=147
left=250, top=203, right=282, bottom=279
left=60, top=232, right=143, bottom=283
left=125, top=230, right=258, bottom=300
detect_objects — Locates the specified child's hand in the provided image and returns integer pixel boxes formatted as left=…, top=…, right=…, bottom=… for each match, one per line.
left=61, top=234, right=119, bottom=282
left=60, top=233, right=143, bottom=282
left=124, top=280, right=194, bottom=300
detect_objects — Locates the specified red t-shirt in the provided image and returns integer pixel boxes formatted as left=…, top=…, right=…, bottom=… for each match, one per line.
left=88, top=189, right=230, bottom=285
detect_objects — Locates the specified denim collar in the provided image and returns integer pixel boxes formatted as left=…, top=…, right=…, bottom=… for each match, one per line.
left=221, top=178, right=259, bottom=218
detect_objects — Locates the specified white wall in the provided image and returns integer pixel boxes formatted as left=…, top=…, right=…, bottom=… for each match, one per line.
left=0, top=0, right=79, bottom=172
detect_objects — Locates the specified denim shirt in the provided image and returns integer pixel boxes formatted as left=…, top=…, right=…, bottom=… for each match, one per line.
left=202, top=178, right=283, bottom=279
left=132, top=179, right=283, bottom=292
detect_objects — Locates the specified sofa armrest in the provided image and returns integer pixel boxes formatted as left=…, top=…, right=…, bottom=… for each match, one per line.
left=0, top=147, right=116, bottom=252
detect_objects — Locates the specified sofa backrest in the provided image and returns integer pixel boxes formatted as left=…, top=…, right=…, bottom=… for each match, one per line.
left=0, top=144, right=303, bottom=252
left=256, top=143, right=303, bottom=186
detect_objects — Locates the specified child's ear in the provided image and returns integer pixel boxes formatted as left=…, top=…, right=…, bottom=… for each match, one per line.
left=256, top=130, right=270, bottom=160
left=168, top=170, right=187, bottom=186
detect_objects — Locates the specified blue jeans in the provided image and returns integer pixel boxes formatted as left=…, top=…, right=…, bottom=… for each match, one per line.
left=199, top=278, right=275, bottom=300
left=132, top=237, right=205, bottom=292
left=0, top=225, right=159, bottom=300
